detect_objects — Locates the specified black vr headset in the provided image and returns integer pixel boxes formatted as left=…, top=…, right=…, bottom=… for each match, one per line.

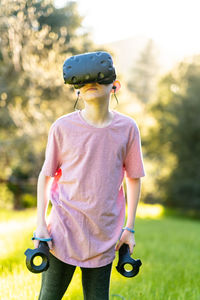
left=63, top=51, right=116, bottom=89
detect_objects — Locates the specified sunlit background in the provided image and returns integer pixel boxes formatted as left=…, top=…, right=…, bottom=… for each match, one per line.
left=56, top=0, right=200, bottom=70
left=0, top=0, right=200, bottom=299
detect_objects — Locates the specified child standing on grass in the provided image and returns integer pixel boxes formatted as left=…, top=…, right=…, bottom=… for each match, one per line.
left=33, top=51, right=145, bottom=300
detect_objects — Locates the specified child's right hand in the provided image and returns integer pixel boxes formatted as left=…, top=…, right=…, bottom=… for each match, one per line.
left=33, top=225, right=53, bottom=250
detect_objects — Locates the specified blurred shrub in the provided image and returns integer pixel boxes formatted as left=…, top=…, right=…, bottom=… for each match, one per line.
left=21, top=193, right=36, bottom=208
left=144, top=55, right=200, bottom=212
left=0, top=183, right=14, bottom=209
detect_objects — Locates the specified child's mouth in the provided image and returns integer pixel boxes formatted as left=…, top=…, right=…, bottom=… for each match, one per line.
left=86, top=88, right=97, bottom=92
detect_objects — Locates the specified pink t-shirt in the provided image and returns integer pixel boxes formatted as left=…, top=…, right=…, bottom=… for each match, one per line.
left=41, top=110, right=145, bottom=267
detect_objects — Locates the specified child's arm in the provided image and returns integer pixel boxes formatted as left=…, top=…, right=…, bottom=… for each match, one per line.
left=33, top=171, right=53, bottom=249
left=125, top=177, right=141, bottom=229
left=115, top=177, right=141, bottom=254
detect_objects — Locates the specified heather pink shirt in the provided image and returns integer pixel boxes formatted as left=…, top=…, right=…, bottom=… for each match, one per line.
left=41, top=110, right=145, bottom=267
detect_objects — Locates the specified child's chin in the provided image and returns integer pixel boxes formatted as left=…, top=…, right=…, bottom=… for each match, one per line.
left=85, top=93, right=103, bottom=101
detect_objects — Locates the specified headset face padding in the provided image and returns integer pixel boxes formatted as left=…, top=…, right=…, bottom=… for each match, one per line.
left=63, top=51, right=116, bottom=88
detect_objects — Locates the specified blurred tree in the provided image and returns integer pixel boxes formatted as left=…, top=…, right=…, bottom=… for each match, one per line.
left=144, top=55, right=200, bottom=211
left=128, top=39, right=160, bottom=103
left=0, top=0, right=94, bottom=209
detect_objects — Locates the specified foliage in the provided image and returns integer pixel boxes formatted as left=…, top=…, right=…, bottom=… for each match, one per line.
left=144, top=55, right=200, bottom=211
left=0, top=183, right=13, bottom=209
left=0, top=0, right=94, bottom=208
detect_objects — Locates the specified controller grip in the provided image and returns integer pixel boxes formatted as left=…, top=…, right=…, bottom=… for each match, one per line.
left=24, top=241, right=50, bottom=273
left=116, top=244, right=142, bottom=278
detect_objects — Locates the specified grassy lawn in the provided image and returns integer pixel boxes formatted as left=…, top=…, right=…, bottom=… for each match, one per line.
left=0, top=205, right=199, bottom=300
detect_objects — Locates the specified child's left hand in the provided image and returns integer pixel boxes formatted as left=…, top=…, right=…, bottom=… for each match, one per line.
left=115, top=230, right=136, bottom=254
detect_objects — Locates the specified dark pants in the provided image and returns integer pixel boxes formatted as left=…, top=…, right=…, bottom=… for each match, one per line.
left=38, top=253, right=112, bottom=300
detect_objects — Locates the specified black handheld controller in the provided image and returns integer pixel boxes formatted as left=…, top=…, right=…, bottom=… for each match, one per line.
left=24, top=241, right=50, bottom=273
left=116, top=244, right=142, bottom=278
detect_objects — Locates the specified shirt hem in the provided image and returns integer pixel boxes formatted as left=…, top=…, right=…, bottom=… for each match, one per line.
left=49, top=251, right=116, bottom=268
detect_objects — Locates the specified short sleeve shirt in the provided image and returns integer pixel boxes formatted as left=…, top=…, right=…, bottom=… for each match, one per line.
left=41, top=110, right=145, bottom=267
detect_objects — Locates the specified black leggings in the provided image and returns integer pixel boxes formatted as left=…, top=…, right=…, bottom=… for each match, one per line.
left=38, top=253, right=112, bottom=300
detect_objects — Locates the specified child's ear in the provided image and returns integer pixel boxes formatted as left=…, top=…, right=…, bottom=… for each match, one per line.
left=112, top=80, right=121, bottom=93
left=74, top=89, right=80, bottom=96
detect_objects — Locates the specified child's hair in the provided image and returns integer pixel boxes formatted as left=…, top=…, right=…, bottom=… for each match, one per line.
left=63, top=51, right=116, bottom=89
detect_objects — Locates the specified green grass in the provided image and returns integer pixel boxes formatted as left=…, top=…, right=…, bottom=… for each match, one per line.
left=0, top=206, right=199, bottom=300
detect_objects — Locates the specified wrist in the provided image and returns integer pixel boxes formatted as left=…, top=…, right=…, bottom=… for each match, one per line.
left=123, top=226, right=135, bottom=233
left=126, top=220, right=135, bottom=228
left=37, top=220, right=47, bottom=227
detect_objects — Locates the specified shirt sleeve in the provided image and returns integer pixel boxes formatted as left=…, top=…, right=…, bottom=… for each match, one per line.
left=40, top=124, right=62, bottom=177
left=123, top=121, right=145, bottom=178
